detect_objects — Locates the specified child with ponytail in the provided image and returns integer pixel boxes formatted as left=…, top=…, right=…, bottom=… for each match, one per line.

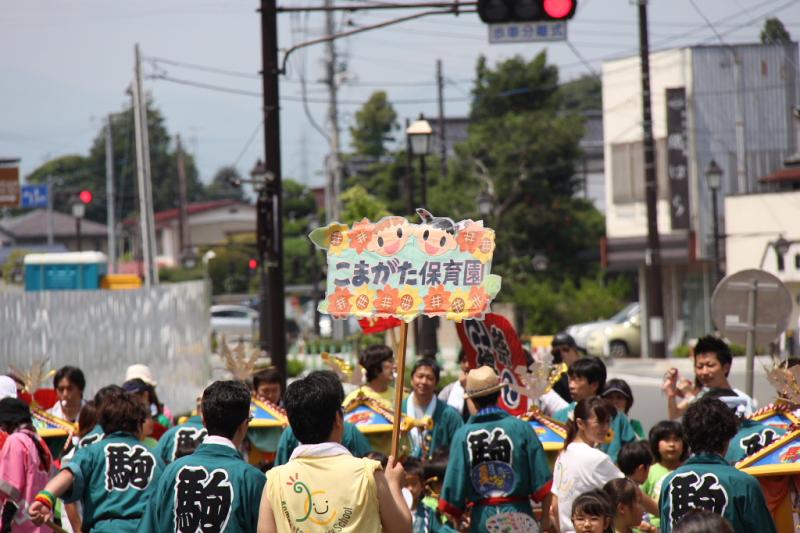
left=553, top=396, right=624, bottom=533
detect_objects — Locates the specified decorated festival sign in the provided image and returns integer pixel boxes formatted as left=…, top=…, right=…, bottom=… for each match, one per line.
left=750, top=402, right=800, bottom=431
left=310, top=209, right=501, bottom=322
left=456, top=313, right=529, bottom=416
left=249, top=398, right=288, bottom=429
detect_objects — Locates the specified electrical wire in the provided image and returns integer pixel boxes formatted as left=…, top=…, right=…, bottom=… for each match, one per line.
left=232, top=120, right=264, bottom=168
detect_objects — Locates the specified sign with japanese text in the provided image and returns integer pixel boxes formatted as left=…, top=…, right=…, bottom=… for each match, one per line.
left=0, top=166, right=20, bottom=207
left=666, top=87, right=690, bottom=230
left=310, top=210, right=502, bottom=323
left=20, top=184, right=49, bottom=208
left=488, top=21, right=567, bottom=44
left=456, top=313, right=528, bottom=416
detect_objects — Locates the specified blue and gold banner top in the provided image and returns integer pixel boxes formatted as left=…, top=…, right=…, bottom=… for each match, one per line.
left=309, top=209, right=502, bottom=323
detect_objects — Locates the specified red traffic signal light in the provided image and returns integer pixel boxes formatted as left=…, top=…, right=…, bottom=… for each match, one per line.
left=79, top=190, right=93, bottom=204
left=248, top=259, right=258, bottom=270
left=478, top=0, right=575, bottom=23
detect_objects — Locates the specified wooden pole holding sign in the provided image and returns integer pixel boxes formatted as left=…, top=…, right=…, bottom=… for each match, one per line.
left=390, top=321, right=409, bottom=458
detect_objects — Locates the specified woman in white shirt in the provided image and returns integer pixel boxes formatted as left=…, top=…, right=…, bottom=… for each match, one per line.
left=552, top=396, right=624, bottom=533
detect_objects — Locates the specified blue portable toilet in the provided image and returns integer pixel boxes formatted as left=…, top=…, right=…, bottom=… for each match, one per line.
left=24, top=252, right=108, bottom=291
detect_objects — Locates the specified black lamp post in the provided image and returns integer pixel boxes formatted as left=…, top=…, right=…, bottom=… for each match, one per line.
left=706, top=159, right=723, bottom=283
left=406, top=114, right=437, bottom=356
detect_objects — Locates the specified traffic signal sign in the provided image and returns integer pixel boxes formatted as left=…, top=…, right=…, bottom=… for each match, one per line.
left=248, top=258, right=258, bottom=270
left=478, top=0, right=576, bottom=23
left=78, top=190, right=93, bottom=204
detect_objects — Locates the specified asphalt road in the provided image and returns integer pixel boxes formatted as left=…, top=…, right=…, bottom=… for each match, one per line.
left=608, top=355, right=776, bottom=434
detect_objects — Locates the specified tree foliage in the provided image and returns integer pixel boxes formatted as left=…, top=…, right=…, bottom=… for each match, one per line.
left=349, top=91, right=398, bottom=157
left=559, top=75, right=602, bottom=113
left=26, top=99, right=207, bottom=223
left=761, top=17, right=791, bottom=45
left=206, top=166, right=246, bottom=201
left=339, top=185, right=390, bottom=225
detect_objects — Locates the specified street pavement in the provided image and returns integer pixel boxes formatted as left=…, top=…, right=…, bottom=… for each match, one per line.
left=608, top=355, right=776, bottom=433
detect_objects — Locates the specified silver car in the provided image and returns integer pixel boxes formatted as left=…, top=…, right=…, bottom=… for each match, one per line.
left=566, top=302, right=640, bottom=352
left=210, top=304, right=259, bottom=342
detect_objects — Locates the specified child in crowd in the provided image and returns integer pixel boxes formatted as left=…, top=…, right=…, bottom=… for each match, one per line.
left=602, top=379, right=645, bottom=439
left=60, top=401, right=99, bottom=533
left=28, top=392, right=165, bottom=532
left=570, top=490, right=614, bottom=533
left=0, top=398, right=53, bottom=533
left=616, top=441, right=653, bottom=485
left=553, top=396, right=624, bottom=533
left=643, top=421, right=688, bottom=529
left=673, top=509, right=733, bottom=533
left=602, top=478, right=646, bottom=533
left=402, top=457, right=456, bottom=533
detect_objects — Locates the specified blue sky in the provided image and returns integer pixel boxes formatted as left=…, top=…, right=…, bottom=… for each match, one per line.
left=2, top=0, right=798, bottom=192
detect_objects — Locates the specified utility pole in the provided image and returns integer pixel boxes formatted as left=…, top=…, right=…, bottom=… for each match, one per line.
left=325, top=0, right=343, bottom=222
left=637, top=1, right=666, bottom=358
left=132, top=43, right=159, bottom=286
left=106, top=114, right=117, bottom=273
left=405, top=118, right=414, bottom=214
left=259, top=0, right=287, bottom=386
left=176, top=134, right=191, bottom=264
left=436, top=59, right=447, bottom=178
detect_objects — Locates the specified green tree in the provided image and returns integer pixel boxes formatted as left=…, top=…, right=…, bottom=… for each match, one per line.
left=349, top=91, right=398, bottom=157
left=339, top=185, right=390, bottom=225
left=559, top=74, right=602, bottom=113
left=761, top=18, right=791, bottom=45
left=26, top=99, right=206, bottom=223
left=206, top=166, right=246, bottom=201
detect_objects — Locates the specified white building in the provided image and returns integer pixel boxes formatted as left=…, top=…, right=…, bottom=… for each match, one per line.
left=601, top=42, right=799, bottom=352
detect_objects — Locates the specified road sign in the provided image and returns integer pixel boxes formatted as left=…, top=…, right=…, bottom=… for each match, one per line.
left=488, top=21, right=567, bottom=44
left=711, top=269, right=793, bottom=396
left=0, top=166, right=20, bottom=207
left=20, top=184, right=49, bottom=208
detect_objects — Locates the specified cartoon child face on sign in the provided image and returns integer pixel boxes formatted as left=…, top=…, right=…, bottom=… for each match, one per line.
left=415, top=208, right=458, bottom=256
left=367, top=216, right=410, bottom=257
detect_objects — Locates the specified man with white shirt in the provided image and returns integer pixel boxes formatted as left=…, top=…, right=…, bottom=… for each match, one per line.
left=48, top=366, right=85, bottom=423
left=141, top=380, right=266, bottom=532
left=438, top=351, right=471, bottom=422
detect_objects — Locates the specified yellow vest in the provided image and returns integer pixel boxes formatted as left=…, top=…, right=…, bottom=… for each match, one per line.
left=342, top=385, right=397, bottom=408
left=267, top=454, right=383, bottom=533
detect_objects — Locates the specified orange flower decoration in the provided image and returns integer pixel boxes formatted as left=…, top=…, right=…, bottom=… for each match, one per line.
left=327, top=287, right=353, bottom=318
left=374, top=285, right=401, bottom=314
left=456, top=224, right=485, bottom=253
left=423, top=285, right=451, bottom=315
left=467, top=286, right=490, bottom=317
left=348, top=218, right=375, bottom=254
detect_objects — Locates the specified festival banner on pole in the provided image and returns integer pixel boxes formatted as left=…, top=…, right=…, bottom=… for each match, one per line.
left=456, top=313, right=529, bottom=416
left=309, top=209, right=502, bottom=322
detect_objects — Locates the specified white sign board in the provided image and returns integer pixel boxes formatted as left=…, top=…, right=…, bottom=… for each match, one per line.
left=488, top=21, right=567, bottom=44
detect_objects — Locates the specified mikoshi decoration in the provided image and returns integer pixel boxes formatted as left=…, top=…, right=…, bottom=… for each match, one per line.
left=736, top=429, right=800, bottom=531
left=343, top=391, right=431, bottom=456
left=750, top=401, right=800, bottom=430
left=219, top=336, right=261, bottom=381
left=321, top=352, right=364, bottom=387
left=247, top=397, right=288, bottom=467
left=517, top=408, right=567, bottom=453
left=10, top=360, right=58, bottom=410
left=310, top=209, right=502, bottom=456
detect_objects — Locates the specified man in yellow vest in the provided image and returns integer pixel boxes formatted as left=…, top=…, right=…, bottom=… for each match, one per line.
left=257, top=370, right=411, bottom=533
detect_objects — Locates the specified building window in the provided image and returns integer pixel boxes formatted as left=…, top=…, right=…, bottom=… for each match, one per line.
left=778, top=253, right=785, bottom=272
left=610, top=138, right=669, bottom=204
left=795, top=253, right=800, bottom=269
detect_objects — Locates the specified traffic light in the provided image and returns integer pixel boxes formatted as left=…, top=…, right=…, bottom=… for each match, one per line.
left=78, top=190, right=93, bottom=204
left=477, top=0, right=576, bottom=23
left=248, top=258, right=258, bottom=270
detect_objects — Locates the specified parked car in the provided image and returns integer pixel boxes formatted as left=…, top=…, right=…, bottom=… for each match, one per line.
left=211, top=304, right=259, bottom=342
left=566, top=303, right=640, bottom=352
left=585, top=307, right=642, bottom=358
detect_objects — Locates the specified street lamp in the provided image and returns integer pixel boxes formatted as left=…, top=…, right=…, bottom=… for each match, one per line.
left=706, top=159, right=723, bottom=284
left=406, top=114, right=436, bottom=356
left=477, top=190, right=493, bottom=218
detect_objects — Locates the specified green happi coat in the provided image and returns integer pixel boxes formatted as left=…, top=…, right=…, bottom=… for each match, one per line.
left=141, top=439, right=266, bottom=533
left=553, top=401, right=636, bottom=462
left=724, top=419, right=786, bottom=464
left=438, top=407, right=552, bottom=533
left=154, top=415, right=207, bottom=465
left=274, top=421, right=372, bottom=466
left=62, top=432, right=165, bottom=532
left=402, top=397, right=464, bottom=460
left=658, top=453, right=776, bottom=533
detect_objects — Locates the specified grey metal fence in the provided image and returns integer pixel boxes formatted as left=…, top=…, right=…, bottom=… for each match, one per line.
left=0, top=281, right=211, bottom=414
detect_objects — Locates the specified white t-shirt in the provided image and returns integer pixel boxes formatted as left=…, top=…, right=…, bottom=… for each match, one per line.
left=552, top=441, right=624, bottom=533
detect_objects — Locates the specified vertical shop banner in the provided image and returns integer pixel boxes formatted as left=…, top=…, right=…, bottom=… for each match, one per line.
left=456, top=314, right=528, bottom=416
left=666, top=87, right=690, bottom=230
left=0, top=166, right=20, bottom=207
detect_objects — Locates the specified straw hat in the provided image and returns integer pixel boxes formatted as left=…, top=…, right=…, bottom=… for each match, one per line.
left=465, top=366, right=505, bottom=399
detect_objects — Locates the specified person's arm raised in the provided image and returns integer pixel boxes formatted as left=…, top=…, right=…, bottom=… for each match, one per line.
left=376, top=456, right=412, bottom=533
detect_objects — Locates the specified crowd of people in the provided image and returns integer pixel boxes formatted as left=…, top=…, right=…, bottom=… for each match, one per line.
left=0, top=332, right=785, bottom=532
